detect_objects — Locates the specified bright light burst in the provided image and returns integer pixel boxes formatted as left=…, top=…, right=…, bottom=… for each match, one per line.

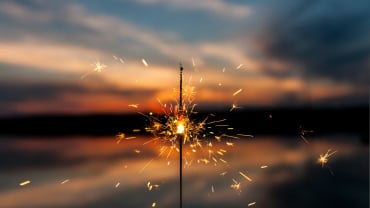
left=140, top=92, right=235, bottom=164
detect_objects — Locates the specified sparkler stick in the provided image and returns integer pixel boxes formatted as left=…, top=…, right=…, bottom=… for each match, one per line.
left=178, top=63, right=184, bottom=208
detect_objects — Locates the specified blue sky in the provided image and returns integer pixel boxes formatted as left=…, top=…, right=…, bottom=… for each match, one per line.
left=0, top=0, right=368, bottom=115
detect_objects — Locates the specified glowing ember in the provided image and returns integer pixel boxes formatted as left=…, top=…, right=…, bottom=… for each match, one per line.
left=230, top=178, right=241, bottom=193
left=61, top=179, right=69, bottom=184
left=19, top=180, right=31, bottom=186
left=318, top=149, right=337, bottom=167
left=128, top=104, right=139, bottom=108
left=260, top=165, right=268, bottom=169
left=232, top=89, right=242, bottom=96
left=230, top=103, right=242, bottom=112
left=147, top=181, right=160, bottom=191
left=81, top=59, right=107, bottom=79
left=93, top=60, right=107, bottom=72
left=239, top=171, right=253, bottom=182
left=142, top=58, right=148, bottom=67
left=248, top=202, right=257, bottom=206
left=299, top=126, right=314, bottom=144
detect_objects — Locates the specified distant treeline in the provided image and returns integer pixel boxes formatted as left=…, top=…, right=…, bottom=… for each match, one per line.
left=0, top=106, right=368, bottom=143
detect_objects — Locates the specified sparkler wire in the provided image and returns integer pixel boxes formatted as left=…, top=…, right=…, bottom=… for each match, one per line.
left=179, top=63, right=183, bottom=208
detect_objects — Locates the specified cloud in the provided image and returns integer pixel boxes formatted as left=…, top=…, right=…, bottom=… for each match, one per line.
left=0, top=80, right=158, bottom=114
left=132, top=0, right=251, bottom=19
left=0, top=1, right=252, bottom=69
left=252, top=0, right=369, bottom=86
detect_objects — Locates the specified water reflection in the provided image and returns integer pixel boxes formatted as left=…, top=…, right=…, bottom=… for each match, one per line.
left=0, top=135, right=368, bottom=208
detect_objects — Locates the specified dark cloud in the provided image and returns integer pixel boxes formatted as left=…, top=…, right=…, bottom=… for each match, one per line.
left=0, top=80, right=157, bottom=105
left=253, top=0, right=370, bottom=86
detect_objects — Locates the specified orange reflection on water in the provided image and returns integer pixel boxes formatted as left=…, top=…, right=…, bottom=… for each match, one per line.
left=0, top=135, right=367, bottom=208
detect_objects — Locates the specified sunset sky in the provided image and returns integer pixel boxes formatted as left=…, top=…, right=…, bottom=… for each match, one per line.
left=0, top=0, right=368, bottom=115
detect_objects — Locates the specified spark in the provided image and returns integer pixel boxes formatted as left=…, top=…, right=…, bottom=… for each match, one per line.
left=113, top=55, right=118, bottom=60
left=260, top=165, right=268, bottom=169
left=116, top=132, right=125, bottom=144
left=93, top=60, right=107, bottom=72
left=199, top=77, right=203, bottom=83
left=211, top=185, right=215, bottom=193
left=119, top=58, right=124, bottom=64
left=236, top=64, right=243, bottom=70
left=147, top=181, right=160, bottom=191
left=299, top=126, right=313, bottom=144
left=230, top=179, right=241, bottom=192
left=81, top=59, right=107, bottom=79
left=61, top=179, right=69, bottom=184
left=132, top=129, right=141, bottom=132
left=239, top=171, right=253, bottom=182
left=115, top=182, right=120, bottom=188
left=19, top=180, right=31, bottom=186
left=192, top=57, right=196, bottom=66
left=139, top=159, right=154, bottom=174
left=248, top=202, right=257, bottom=206
left=318, top=149, right=337, bottom=167
left=152, top=202, right=157, bottom=207
left=128, top=104, right=139, bottom=108
left=222, top=67, right=226, bottom=72
left=232, top=89, right=242, bottom=96
left=230, top=103, right=242, bottom=112
left=220, top=171, right=227, bottom=176
left=237, top=134, right=254, bottom=138
left=134, top=149, right=141, bottom=154
left=226, top=142, right=234, bottom=146
left=142, top=58, right=148, bottom=67
left=125, top=137, right=136, bottom=140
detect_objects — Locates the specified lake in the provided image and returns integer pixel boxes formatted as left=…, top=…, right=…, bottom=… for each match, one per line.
left=0, top=134, right=368, bottom=208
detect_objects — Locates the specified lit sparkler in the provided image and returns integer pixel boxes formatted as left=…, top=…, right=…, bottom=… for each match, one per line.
left=118, top=63, right=256, bottom=207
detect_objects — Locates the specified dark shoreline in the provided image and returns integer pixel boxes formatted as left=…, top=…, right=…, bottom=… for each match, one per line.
left=0, top=106, right=368, bottom=143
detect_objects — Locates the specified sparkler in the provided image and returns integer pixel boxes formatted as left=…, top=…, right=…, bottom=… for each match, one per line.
left=178, top=63, right=184, bottom=208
